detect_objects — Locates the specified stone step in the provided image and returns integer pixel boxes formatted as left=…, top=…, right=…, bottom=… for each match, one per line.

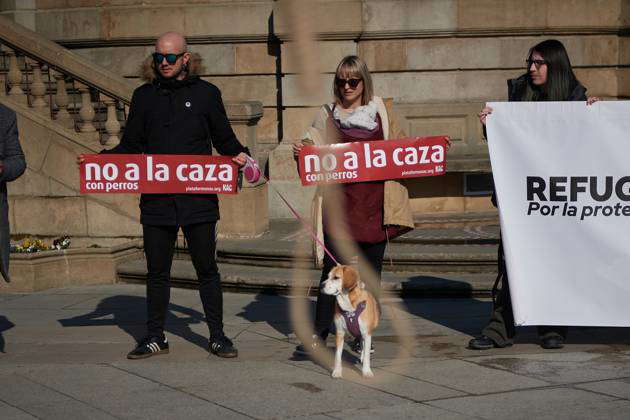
left=117, top=258, right=497, bottom=298
left=212, top=241, right=498, bottom=273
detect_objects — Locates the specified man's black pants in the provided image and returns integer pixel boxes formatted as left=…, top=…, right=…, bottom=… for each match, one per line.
left=314, top=234, right=387, bottom=340
left=143, top=222, right=223, bottom=339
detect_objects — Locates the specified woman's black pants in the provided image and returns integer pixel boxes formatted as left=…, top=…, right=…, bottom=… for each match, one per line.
left=482, top=239, right=568, bottom=346
left=314, top=234, right=387, bottom=340
left=143, top=223, right=223, bottom=340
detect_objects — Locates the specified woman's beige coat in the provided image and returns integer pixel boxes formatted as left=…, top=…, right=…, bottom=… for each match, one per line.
left=301, top=96, right=414, bottom=263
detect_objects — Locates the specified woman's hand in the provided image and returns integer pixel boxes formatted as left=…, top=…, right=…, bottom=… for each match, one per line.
left=587, top=97, right=600, bottom=106
left=478, top=106, right=493, bottom=125
left=232, top=152, right=248, bottom=167
left=76, top=155, right=85, bottom=166
left=292, top=142, right=304, bottom=159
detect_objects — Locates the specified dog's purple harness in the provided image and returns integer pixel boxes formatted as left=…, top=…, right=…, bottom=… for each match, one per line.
left=340, top=301, right=367, bottom=338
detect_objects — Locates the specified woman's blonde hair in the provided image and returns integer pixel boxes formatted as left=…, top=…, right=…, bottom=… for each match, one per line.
left=333, top=55, right=374, bottom=106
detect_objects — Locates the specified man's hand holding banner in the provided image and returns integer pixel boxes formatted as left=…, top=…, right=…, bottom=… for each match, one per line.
left=487, top=101, right=630, bottom=327
left=79, top=154, right=238, bottom=194
left=297, top=136, right=448, bottom=185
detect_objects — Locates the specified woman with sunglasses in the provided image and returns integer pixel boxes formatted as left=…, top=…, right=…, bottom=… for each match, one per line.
left=470, top=39, right=597, bottom=351
left=292, top=55, right=414, bottom=356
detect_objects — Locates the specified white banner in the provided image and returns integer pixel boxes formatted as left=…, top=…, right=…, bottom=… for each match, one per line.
left=487, top=101, right=630, bottom=326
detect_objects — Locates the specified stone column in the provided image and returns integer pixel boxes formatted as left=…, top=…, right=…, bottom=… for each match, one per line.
left=218, top=101, right=269, bottom=238
left=27, top=59, right=48, bottom=114
left=53, top=72, right=73, bottom=129
left=76, top=82, right=99, bottom=141
left=7, top=50, right=25, bottom=104
left=103, top=97, right=121, bottom=145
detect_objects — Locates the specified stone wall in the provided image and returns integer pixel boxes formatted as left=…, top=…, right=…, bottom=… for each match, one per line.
left=2, top=0, right=627, bottom=219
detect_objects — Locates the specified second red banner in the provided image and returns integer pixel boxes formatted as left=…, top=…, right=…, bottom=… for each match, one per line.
left=298, top=136, right=448, bottom=186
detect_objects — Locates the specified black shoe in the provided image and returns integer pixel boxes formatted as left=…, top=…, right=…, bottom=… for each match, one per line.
left=540, top=334, right=564, bottom=349
left=127, top=336, right=169, bottom=359
left=294, top=335, right=324, bottom=356
left=209, top=335, right=238, bottom=358
left=468, top=335, right=512, bottom=350
left=350, top=337, right=374, bottom=354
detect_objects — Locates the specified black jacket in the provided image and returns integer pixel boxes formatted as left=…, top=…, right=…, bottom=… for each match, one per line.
left=507, top=74, right=587, bottom=102
left=490, top=74, right=587, bottom=207
left=0, top=105, right=25, bottom=282
left=103, top=75, right=248, bottom=226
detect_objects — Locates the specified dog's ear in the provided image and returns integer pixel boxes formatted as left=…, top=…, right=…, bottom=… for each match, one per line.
left=342, top=266, right=359, bottom=290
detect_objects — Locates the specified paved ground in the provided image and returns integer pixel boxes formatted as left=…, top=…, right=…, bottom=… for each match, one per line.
left=2, top=284, right=630, bottom=419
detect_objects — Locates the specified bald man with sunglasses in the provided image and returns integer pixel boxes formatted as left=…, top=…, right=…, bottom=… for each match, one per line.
left=87, top=32, right=249, bottom=359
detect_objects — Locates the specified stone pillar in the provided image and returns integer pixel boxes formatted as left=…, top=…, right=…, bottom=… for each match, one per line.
left=27, top=59, right=48, bottom=114
left=7, top=50, right=25, bottom=104
left=225, top=101, right=264, bottom=162
left=218, top=101, right=269, bottom=238
left=267, top=137, right=316, bottom=220
left=53, top=72, right=73, bottom=129
left=103, top=96, right=121, bottom=145
left=76, top=82, right=99, bottom=141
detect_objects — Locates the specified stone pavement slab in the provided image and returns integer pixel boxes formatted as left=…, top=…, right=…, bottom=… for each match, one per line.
left=326, top=402, right=474, bottom=420
left=382, top=359, right=549, bottom=394
left=464, top=351, right=630, bottom=384
left=2, top=284, right=630, bottom=419
left=0, top=400, right=38, bottom=420
left=576, top=378, right=630, bottom=399
left=427, top=388, right=623, bottom=420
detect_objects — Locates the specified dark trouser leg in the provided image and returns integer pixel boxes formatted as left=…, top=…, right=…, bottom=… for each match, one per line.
left=482, top=273, right=516, bottom=347
left=143, top=224, right=178, bottom=339
left=314, top=234, right=345, bottom=340
left=357, top=240, right=387, bottom=298
left=182, top=222, right=223, bottom=339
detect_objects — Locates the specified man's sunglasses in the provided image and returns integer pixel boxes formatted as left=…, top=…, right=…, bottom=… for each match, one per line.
left=526, top=59, right=547, bottom=69
left=335, top=78, right=362, bottom=88
left=153, top=52, right=185, bottom=65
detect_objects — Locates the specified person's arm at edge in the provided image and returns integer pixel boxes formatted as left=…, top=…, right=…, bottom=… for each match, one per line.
left=0, top=110, right=25, bottom=182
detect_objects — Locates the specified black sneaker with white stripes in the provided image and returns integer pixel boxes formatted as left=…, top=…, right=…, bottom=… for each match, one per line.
left=209, top=335, right=238, bottom=358
left=127, top=336, right=169, bottom=359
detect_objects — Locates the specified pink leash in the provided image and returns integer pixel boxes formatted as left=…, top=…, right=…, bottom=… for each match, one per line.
left=267, top=178, right=341, bottom=266
left=242, top=155, right=340, bottom=266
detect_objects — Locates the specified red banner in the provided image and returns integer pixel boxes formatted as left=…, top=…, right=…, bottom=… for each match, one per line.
left=298, top=136, right=448, bottom=186
left=79, top=154, right=238, bottom=194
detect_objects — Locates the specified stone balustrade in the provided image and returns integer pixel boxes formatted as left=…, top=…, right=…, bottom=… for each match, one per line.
left=0, top=45, right=126, bottom=146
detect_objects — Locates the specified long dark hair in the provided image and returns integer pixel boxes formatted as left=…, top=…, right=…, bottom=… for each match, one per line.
left=523, top=39, right=579, bottom=101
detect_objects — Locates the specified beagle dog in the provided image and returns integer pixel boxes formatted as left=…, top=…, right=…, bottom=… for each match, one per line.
left=321, top=265, right=380, bottom=378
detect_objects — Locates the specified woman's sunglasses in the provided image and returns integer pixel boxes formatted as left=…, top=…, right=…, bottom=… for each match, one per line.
left=526, top=58, right=547, bottom=69
left=335, top=78, right=362, bottom=89
left=153, top=52, right=185, bottom=65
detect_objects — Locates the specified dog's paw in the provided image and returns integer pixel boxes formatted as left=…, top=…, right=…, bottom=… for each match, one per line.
left=362, top=369, right=374, bottom=378
left=331, top=368, right=343, bottom=378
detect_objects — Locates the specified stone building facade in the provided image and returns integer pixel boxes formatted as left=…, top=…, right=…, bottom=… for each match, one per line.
left=1, top=0, right=627, bottom=221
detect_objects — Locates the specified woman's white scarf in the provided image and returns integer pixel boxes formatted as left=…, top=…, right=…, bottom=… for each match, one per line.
left=332, top=100, right=378, bottom=131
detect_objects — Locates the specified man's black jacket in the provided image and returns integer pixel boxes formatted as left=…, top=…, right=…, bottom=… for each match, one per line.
left=103, top=75, right=248, bottom=226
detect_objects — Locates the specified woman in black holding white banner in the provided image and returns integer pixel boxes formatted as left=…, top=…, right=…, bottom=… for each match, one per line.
left=470, top=39, right=597, bottom=350
left=292, top=55, right=414, bottom=355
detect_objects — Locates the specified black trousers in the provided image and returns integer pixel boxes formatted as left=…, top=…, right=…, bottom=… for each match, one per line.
left=143, top=222, right=224, bottom=339
left=482, top=239, right=568, bottom=346
left=314, top=234, right=387, bottom=340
